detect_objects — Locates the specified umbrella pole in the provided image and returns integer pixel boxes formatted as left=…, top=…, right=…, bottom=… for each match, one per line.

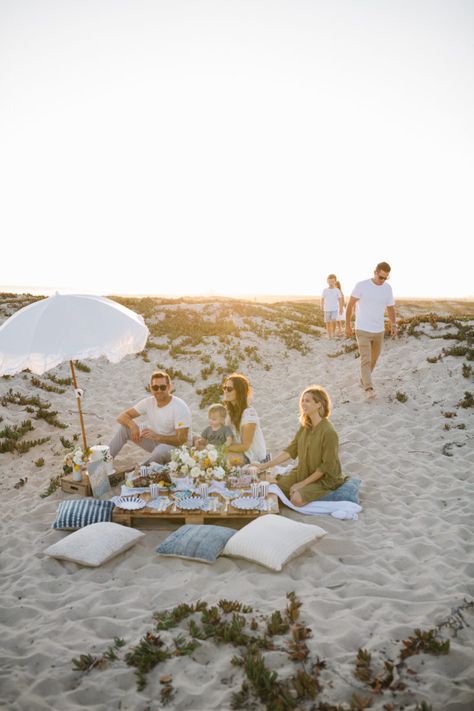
left=69, top=360, right=88, bottom=452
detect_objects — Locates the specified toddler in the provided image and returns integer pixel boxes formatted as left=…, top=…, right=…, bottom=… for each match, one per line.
left=196, top=403, right=233, bottom=448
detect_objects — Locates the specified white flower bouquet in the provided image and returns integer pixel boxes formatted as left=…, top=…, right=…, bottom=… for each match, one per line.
left=63, top=445, right=91, bottom=475
left=170, top=444, right=227, bottom=484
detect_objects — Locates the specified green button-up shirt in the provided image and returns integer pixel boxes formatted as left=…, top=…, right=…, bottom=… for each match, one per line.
left=284, top=418, right=344, bottom=489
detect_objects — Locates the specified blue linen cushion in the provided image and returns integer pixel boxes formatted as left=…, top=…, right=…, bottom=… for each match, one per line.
left=53, top=499, right=115, bottom=530
left=156, top=524, right=237, bottom=563
left=319, top=478, right=361, bottom=504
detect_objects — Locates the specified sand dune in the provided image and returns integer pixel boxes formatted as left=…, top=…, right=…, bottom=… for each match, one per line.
left=0, top=295, right=473, bottom=710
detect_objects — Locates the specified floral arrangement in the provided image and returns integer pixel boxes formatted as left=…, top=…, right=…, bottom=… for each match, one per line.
left=169, top=444, right=227, bottom=484
left=63, top=445, right=91, bottom=475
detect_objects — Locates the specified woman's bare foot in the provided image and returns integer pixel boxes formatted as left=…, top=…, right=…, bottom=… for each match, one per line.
left=366, top=388, right=376, bottom=400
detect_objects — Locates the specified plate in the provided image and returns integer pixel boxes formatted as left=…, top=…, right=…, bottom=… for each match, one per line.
left=114, top=496, right=147, bottom=510
left=231, top=496, right=261, bottom=511
left=175, top=497, right=205, bottom=510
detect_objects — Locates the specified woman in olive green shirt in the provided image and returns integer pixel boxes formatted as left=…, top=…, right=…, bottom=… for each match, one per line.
left=256, top=385, right=346, bottom=506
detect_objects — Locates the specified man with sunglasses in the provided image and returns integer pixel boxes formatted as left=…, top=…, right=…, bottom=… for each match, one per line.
left=108, top=371, right=192, bottom=464
left=345, top=262, right=397, bottom=400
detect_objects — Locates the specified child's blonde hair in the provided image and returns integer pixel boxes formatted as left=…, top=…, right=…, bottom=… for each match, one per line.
left=208, top=403, right=227, bottom=420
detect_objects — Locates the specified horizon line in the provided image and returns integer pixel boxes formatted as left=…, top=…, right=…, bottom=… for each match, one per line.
left=0, top=285, right=473, bottom=302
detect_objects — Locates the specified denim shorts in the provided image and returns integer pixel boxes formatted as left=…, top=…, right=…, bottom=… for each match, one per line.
left=324, top=310, right=338, bottom=322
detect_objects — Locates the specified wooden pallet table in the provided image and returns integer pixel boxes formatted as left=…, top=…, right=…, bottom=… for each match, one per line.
left=112, top=493, right=279, bottom=530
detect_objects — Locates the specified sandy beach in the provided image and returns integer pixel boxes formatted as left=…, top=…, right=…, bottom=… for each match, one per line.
left=0, top=294, right=473, bottom=711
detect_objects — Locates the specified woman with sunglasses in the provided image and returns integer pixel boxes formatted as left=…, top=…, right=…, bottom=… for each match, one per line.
left=222, top=373, right=267, bottom=465
left=256, top=385, right=346, bottom=507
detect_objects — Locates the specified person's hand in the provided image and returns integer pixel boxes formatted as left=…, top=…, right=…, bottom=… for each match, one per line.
left=245, top=464, right=260, bottom=478
left=130, top=423, right=141, bottom=443
left=390, top=323, right=398, bottom=338
left=194, top=436, right=206, bottom=450
left=142, top=428, right=159, bottom=442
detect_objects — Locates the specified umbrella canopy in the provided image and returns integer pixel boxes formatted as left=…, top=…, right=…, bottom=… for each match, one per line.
left=0, top=293, right=149, bottom=452
left=0, top=293, right=149, bottom=376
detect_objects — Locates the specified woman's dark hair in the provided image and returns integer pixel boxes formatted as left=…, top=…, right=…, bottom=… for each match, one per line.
left=335, top=279, right=344, bottom=298
left=299, top=385, right=331, bottom=427
left=223, top=373, right=251, bottom=431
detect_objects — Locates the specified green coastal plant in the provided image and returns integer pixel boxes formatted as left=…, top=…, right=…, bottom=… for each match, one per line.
left=72, top=637, right=125, bottom=673
left=327, top=341, right=359, bottom=359
left=30, top=376, right=66, bottom=394
left=16, top=436, right=51, bottom=453
left=35, top=408, right=67, bottom=428
left=462, top=363, right=473, bottom=378
left=0, top=419, right=50, bottom=453
left=426, top=354, right=442, bottom=363
left=0, top=389, right=50, bottom=409
left=457, top=391, right=474, bottom=408
left=47, top=373, right=73, bottom=386
left=395, top=391, right=408, bottom=403
left=200, top=362, right=215, bottom=380
left=40, top=474, right=63, bottom=498
left=152, top=365, right=195, bottom=385
left=74, top=360, right=91, bottom=373
left=70, top=594, right=470, bottom=708
left=196, top=383, right=222, bottom=410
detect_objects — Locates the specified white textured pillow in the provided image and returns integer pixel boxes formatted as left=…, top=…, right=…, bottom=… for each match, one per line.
left=45, top=522, right=145, bottom=567
left=222, top=514, right=327, bottom=571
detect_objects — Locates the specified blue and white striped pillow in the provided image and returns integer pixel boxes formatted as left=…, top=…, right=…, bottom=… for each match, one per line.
left=53, top=499, right=115, bottom=530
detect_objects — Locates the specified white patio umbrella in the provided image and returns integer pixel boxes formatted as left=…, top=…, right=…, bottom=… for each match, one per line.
left=0, top=293, right=149, bottom=450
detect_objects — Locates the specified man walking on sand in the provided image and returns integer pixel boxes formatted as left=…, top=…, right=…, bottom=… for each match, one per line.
left=108, top=370, right=192, bottom=464
left=345, top=262, right=398, bottom=400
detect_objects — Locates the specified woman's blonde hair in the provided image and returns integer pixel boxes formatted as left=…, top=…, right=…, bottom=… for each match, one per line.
left=223, top=373, right=252, bottom=431
left=299, top=385, right=331, bottom=427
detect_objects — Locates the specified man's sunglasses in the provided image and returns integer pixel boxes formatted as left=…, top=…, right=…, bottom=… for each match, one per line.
left=222, top=385, right=235, bottom=392
left=151, top=384, right=168, bottom=392
left=377, top=274, right=389, bottom=281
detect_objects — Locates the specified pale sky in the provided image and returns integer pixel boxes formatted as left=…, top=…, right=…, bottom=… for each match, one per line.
left=1, top=0, right=473, bottom=298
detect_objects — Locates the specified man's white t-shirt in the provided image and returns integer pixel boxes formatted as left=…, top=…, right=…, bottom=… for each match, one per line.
left=322, top=287, right=342, bottom=311
left=134, top=395, right=192, bottom=444
left=229, top=406, right=267, bottom=463
left=352, top=279, right=395, bottom=332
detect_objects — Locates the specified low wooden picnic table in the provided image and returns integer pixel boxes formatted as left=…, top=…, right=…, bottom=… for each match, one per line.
left=111, top=492, right=279, bottom=530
